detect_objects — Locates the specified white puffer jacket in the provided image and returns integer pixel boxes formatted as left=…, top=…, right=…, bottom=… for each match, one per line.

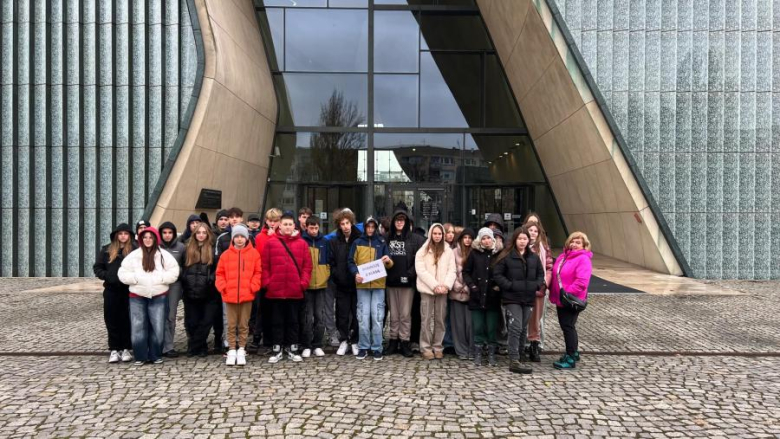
left=118, top=248, right=180, bottom=298
left=415, top=224, right=457, bottom=295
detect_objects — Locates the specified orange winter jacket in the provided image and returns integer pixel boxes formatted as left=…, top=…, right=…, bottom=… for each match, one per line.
left=215, top=242, right=262, bottom=304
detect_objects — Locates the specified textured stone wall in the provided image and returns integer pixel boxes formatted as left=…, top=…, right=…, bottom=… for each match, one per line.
left=556, top=0, right=780, bottom=279
left=0, top=0, right=198, bottom=276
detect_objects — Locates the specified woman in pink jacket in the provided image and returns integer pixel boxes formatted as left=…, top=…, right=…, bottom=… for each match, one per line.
left=549, top=231, right=592, bottom=370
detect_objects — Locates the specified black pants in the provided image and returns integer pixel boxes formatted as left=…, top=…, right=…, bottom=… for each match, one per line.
left=556, top=306, right=581, bottom=355
left=260, top=290, right=274, bottom=347
left=410, top=289, right=421, bottom=345
left=300, top=289, right=326, bottom=349
left=335, top=287, right=358, bottom=344
left=211, top=298, right=223, bottom=349
left=184, top=295, right=220, bottom=355
left=271, top=299, right=302, bottom=348
left=103, top=289, right=132, bottom=351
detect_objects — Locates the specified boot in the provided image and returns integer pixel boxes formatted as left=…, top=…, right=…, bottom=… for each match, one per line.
left=509, top=360, right=533, bottom=374
left=529, top=341, right=541, bottom=363
left=473, top=344, right=483, bottom=366
left=553, top=354, right=576, bottom=369
left=487, top=345, right=497, bottom=367
left=386, top=339, right=399, bottom=356
left=573, top=351, right=581, bottom=362
left=400, top=340, right=414, bottom=358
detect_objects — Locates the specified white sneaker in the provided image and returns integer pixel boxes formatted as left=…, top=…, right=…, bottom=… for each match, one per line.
left=226, top=349, right=237, bottom=366
left=336, top=341, right=349, bottom=356
left=288, top=349, right=303, bottom=362
left=313, top=348, right=325, bottom=357
left=120, top=349, right=132, bottom=362
left=108, top=351, right=120, bottom=363
left=301, top=349, right=311, bottom=358
left=351, top=343, right=359, bottom=356
left=236, top=348, right=247, bottom=366
left=269, top=346, right=283, bottom=364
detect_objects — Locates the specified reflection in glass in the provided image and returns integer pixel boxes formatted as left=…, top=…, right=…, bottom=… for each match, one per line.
left=270, top=132, right=367, bottom=183
left=275, top=74, right=367, bottom=126
left=285, top=9, right=368, bottom=72
left=374, top=75, right=418, bottom=127
left=420, top=52, right=479, bottom=127
left=261, top=0, right=327, bottom=7
left=374, top=133, right=462, bottom=183
left=329, top=0, right=368, bottom=7
left=259, top=8, right=284, bottom=71
left=374, top=11, right=419, bottom=73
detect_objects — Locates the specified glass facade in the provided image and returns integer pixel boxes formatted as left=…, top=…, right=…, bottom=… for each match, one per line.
left=256, top=0, right=565, bottom=242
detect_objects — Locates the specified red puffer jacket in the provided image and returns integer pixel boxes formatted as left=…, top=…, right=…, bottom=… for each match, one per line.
left=262, top=233, right=312, bottom=299
left=215, top=242, right=262, bottom=304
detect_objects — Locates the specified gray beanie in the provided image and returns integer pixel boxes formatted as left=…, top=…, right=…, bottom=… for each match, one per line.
left=477, top=227, right=494, bottom=242
left=231, top=224, right=249, bottom=241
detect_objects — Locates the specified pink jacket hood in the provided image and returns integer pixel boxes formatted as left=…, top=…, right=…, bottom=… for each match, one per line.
left=549, top=249, right=593, bottom=307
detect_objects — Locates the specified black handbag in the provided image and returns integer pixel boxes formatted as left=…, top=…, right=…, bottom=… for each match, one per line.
left=556, top=256, right=588, bottom=312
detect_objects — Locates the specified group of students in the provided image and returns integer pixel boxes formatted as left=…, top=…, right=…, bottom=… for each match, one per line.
left=95, top=205, right=592, bottom=374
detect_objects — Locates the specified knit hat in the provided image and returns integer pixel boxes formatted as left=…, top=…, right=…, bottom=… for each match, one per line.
left=231, top=224, right=249, bottom=240
left=248, top=213, right=261, bottom=222
left=135, top=219, right=150, bottom=233
left=216, top=210, right=229, bottom=220
left=477, top=227, right=494, bottom=242
left=493, top=229, right=504, bottom=240
left=460, top=227, right=476, bottom=240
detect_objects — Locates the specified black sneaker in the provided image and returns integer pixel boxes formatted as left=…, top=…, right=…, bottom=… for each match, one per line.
left=356, top=349, right=368, bottom=360
left=163, top=350, right=179, bottom=358
left=373, top=351, right=383, bottom=361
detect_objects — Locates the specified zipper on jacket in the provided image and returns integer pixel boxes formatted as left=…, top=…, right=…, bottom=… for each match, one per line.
left=237, top=249, right=242, bottom=303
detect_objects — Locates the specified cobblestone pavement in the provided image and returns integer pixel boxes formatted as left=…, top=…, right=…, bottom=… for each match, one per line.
left=0, top=278, right=778, bottom=438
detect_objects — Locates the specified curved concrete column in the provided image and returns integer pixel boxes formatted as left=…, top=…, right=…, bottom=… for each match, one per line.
left=478, top=0, right=684, bottom=275
left=149, top=0, right=277, bottom=227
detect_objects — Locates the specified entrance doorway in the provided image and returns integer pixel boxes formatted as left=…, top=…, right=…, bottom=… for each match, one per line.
left=303, top=185, right=366, bottom=234
left=465, top=186, right=533, bottom=232
left=375, top=184, right=453, bottom=233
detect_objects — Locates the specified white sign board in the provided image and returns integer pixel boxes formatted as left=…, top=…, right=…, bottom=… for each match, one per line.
left=504, top=213, right=512, bottom=221
left=357, top=259, right=387, bottom=283
left=319, top=211, right=327, bottom=219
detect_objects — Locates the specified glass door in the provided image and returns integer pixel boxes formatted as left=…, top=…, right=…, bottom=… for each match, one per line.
left=466, top=186, right=532, bottom=232
left=383, top=185, right=449, bottom=235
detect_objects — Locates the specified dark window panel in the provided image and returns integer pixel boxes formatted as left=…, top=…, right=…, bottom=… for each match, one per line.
left=274, top=73, right=368, bottom=127
left=420, top=52, right=480, bottom=127
left=420, top=12, right=490, bottom=51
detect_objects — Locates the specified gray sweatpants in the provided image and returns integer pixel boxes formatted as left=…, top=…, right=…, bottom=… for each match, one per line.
left=163, top=281, right=183, bottom=353
left=449, top=300, right=473, bottom=358
left=505, top=304, right=533, bottom=362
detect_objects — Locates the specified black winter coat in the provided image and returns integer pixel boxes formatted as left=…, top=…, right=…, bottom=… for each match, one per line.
left=493, top=250, right=544, bottom=307
left=462, top=248, right=501, bottom=311
left=93, top=245, right=134, bottom=292
left=181, top=261, right=218, bottom=301
left=328, top=226, right=361, bottom=291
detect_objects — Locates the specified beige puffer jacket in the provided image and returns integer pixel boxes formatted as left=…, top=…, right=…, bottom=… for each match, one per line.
left=415, top=224, right=457, bottom=295
left=450, top=246, right=470, bottom=302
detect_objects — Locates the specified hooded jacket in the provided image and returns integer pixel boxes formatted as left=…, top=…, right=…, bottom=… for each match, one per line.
left=181, top=255, right=218, bottom=301
left=549, top=248, right=592, bottom=307
left=328, top=224, right=362, bottom=290
left=159, top=221, right=186, bottom=271
left=385, top=209, right=426, bottom=288
left=215, top=224, right=258, bottom=266
left=462, top=236, right=501, bottom=311
left=493, top=249, right=545, bottom=306
left=302, top=231, right=331, bottom=290
left=215, top=240, right=262, bottom=304
left=118, top=227, right=181, bottom=298
left=414, top=224, right=457, bottom=295
left=177, top=215, right=202, bottom=244
left=348, top=217, right=394, bottom=289
left=262, top=233, right=313, bottom=299
left=93, top=223, right=137, bottom=291
left=483, top=213, right=505, bottom=232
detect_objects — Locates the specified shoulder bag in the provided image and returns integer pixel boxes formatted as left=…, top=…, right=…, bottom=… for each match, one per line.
left=556, top=256, right=587, bottom=312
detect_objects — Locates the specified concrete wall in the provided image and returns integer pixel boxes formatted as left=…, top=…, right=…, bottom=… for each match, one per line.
left=556, top=0, right=780, bottom=280
left=478, top=0, right=684, bottom=275
left=0, top=0, right=198, bottom=276
left=149, top=0, right=277, bottom=229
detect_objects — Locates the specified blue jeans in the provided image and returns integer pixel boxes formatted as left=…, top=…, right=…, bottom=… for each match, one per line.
left=130, top=295, right=167, bottom=362
left=356, top=289, right=385, bottom=352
